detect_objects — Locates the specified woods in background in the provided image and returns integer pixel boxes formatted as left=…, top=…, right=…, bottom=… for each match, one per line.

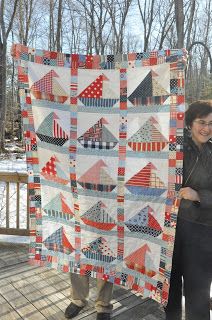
left=0, top=0, right=212, bottom=150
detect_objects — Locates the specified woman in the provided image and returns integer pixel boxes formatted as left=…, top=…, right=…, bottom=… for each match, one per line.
left=165, top=100, right=212, bottom=320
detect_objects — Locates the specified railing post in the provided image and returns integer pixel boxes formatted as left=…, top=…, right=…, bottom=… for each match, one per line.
left=0, top=172, right=29, bottom=236
left=27, top=184, right=30, bottom=230
left=6, top=182, right=10, bottom=229
left=16, top=182, right=20, bottom=229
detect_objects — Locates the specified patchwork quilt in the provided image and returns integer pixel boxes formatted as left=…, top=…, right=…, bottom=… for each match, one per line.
left=12, top=44, right=187, bottom=305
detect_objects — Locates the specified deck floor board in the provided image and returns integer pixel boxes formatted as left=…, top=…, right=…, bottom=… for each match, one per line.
left=0, top=242, right=165, bottom=320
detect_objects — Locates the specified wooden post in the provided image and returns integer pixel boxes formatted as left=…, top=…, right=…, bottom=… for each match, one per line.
left=0, top=171, right=29, bottom=236
left=16, top=182, right=20, bottom=229
left=6, top=182, right=9, bottom=229
left=27, top=185, right=30, bottom=230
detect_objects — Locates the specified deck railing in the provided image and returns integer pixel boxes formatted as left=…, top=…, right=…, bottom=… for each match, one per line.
left=0, top=171, right=29, bottom=236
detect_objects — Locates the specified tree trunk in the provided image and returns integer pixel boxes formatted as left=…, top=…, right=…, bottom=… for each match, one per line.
left=174, top=0, right=184, bottom=48
left=49, top=0, right=54, bottom=50
left=10, top=31, right=15, bottom=140
left=0, top=0, right=18, bottom=151
left=185, top=0, right=196, bottom=49
left=56, top=0, right=62, bottom=52
left=0, top=41, right=7, bottom=151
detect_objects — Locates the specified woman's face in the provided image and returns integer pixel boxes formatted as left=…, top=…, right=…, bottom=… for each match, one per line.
left=191, top=113, right=212, bottom=148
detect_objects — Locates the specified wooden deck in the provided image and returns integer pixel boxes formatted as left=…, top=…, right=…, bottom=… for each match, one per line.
left=0, top=242, right=165, bottom=320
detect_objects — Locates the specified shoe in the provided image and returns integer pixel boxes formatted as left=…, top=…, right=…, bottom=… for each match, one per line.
left=96, top=313, right=111, bottom=320
left=64, top=303, right=84, bottom=319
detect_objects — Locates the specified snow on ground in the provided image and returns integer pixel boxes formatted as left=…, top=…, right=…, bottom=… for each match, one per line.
left=0, top=145, right=27, bottom=172
left=0, top=234, right=29, bottom=243
left=0, top=156, right=27, bottom=172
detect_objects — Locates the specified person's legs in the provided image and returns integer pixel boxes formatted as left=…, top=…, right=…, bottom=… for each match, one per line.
left=183, top=222, right=212, bottom=320
left=70, top=273, right=89, bottom=307
left=184, top=266, right=211, bottom=320
left=165, top=266, right=183, bottom=320
left=165, top=219, right=183, bottom=320
left=95, top=279, right=113, bottom=314
left=65, top=273, right=90, bottom=318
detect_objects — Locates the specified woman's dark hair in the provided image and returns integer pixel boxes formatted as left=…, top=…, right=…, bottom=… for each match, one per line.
left=185, top=100, right=212, bottom=128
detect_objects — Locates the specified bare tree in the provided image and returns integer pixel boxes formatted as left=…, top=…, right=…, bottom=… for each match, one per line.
left=106, top=0, right=133, bottom=54
left=1, top=0, right=212, bottom=146
left=185, top=0, right=196, bottom=49
left=64, top=0, right=93, bottom=53
left=56, top=0, right=63, bottom=51
left=64, top=0, right=86, bottom=53
left=48, top=0, right=64, bottom=51
left=137, top=0, right=158, bottom=51
left=13, top=0, right=46, bottom=46
left=65, top=0, right=114, bottom=55
left=6, top=0, right=38, bottom=141
left=0, top=0, right=19, bottom=151
left=83, top=0, right=95, bottom=54
left=174, top=0, right=197, bottom=48
left=186, top=0, right=212, bottom=101
left=91, top=0, right=112, bottom=54
left=17, top=0, right=35, bottom=45
left=174, top=0, right=184, bottom=48
left=49, top=0, right=55, bottom=50
left=154, top=0, right=175, bottom=50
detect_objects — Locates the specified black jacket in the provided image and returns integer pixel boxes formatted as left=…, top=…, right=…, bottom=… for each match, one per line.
left=178, top=131, right=212, bottom=226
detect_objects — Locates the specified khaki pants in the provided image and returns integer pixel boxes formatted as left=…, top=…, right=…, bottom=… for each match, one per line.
left=70, top=273, right=113, bottom=313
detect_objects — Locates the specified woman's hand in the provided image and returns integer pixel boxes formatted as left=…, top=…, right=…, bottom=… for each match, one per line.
left=179, top=187, right=200, bottom=202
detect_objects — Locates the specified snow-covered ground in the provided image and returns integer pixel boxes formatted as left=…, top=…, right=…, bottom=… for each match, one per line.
left=0, top=234, right=29, bottom=243
left=0, top=141, right=27, bottom=172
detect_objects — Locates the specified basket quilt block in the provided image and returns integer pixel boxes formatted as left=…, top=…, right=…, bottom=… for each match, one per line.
left=12, top=44, right=187, bottom=305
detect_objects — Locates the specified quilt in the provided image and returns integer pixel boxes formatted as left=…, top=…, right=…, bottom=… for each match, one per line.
left=12, top=44, right=187, bottom=305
